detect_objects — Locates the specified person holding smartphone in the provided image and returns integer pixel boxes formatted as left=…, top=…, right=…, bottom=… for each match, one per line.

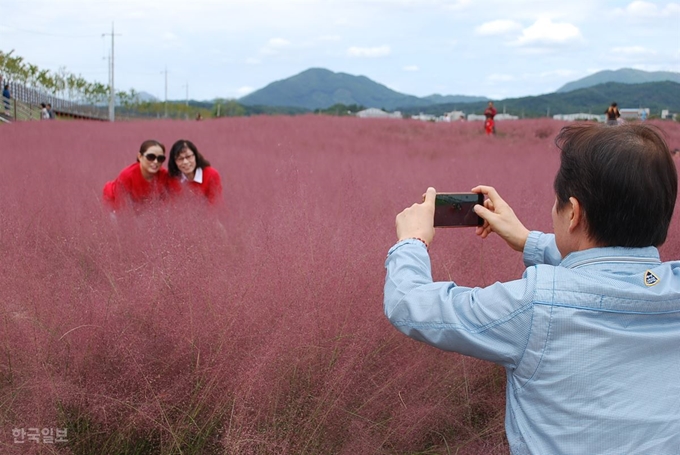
left=103, top=139, right=180, bottom=212
left=605, top=101, right=621, bottom=126
left=384, top=123, right=680, bottom=454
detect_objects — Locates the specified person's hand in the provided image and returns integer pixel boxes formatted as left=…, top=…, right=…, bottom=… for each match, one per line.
left=471, top=185, right=530, bottom=252
left=396, top=187, right=436, bottom=246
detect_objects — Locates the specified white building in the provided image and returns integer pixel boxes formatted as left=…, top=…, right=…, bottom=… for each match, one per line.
left=468, top=113, right=518, bottom=121
left=356, top=108, right=402, bottom=119
left=411, top=113, right=437, bottom=122
left=443, top=110, right=466, bottom=122
left=661, top=109, right=677, bottom=120
left=619, top=108, right=650, bottom=121
left=553, top=113, right=605, bottom=122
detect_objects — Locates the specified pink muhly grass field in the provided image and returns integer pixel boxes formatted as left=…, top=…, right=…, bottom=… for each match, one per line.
left=1, top=117, right=679, bottom=454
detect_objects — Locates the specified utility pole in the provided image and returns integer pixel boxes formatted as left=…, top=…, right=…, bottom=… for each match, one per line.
left=102, top=22, right=120, bottom=122
left=162, top=67, right=168, bottom=118
left=161, top=66, right=168, bottom=118
left=184, top=82, right=189, bottom=107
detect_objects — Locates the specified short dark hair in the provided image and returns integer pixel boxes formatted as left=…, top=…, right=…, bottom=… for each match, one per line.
left=168, top=139, right=211, bottom=178
left=553, top=123, right=677, bottom=247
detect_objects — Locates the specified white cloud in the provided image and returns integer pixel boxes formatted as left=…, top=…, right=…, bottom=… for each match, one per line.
left=611, top=46, right=656, bottom=55
left=245, top=57, right=261, bottom=65
left=513, top=17, right=582, bottom=45
left=615, top=1, right=680, bottom=17
left=127, top=10, right=147, bottom=19
left=318, top=35, right=342, bottom=42
left=475, top=20, right=522, bottom=36
left=237, top=86, right=254, bottom=95
left=537, top=69, right=577, bottom=79
left=403, top=65, right=419, bottom=71
left=444, top=0, right=472, bottom=11
left=626, top=1, right=658, bottom=15
left=260, top=37, right=291, bottom=55
left=346, top=45, right=391, bottom=57
left=162, top=32, right=178, bottom=41
left=665, top=3, right=680, bottom=15
left=487, top=73, right=514, bottom=82
left=268, top=38, right=290, bottom=47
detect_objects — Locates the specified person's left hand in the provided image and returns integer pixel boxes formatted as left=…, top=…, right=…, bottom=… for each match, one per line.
left=396, top=187, right=436, bottom=246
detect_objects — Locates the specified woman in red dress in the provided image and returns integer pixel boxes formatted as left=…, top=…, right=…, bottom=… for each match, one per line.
left=484, top=101, right=497, bottom=136
left=103, top=139, right=179, bottom=211
left=168, top=139, right=222, bottom=204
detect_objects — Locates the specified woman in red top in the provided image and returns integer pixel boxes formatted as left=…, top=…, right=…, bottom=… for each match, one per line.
left=168, top=139, right=222, bottom=204
left=103, top=139, right=179, bottom=211
left=484, top=101, right=497, bottom=136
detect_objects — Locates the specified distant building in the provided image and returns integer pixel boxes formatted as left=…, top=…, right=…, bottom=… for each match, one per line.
left=356, top=108, right=402, bottom=119
left=467, top=113, right=518, bottom=121
left=553, top=113, right=605, bottom=122
left=443, top=110, right=466, bottom=122
left=619, top=108, right=649, bottom=121
left=661, top=109, right=677, bottom=120
left=411, top=113, right=437, bottom=122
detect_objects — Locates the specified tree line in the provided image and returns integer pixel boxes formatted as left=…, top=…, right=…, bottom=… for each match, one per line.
left=1, top=49, right=113, bottom=106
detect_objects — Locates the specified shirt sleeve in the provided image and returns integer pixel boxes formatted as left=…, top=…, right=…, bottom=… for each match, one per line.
left=523, top=231, right=562, bottom=267
left=205, top=168, right=223, bottom=204
left=384, top=240, right=535, bottom=369
left=102, top=180, right=119, bottom=210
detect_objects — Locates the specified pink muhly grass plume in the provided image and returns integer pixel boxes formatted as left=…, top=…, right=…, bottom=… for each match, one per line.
left=0, top=117, right=678, bottom=454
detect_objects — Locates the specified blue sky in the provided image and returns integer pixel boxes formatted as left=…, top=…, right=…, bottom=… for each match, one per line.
left=2, top=0, right=679, bottom=101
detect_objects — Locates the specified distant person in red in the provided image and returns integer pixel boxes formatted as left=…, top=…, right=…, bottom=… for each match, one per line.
left=168, top=139, right=223, bottom=204
left=605, top=102, right=621, bottom=126
left=484, top=101, right=497, bottom=135
left=102, top=139, right=179, bottom=212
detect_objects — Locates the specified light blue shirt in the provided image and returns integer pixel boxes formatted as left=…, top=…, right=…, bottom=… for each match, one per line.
left=384, top=231, right=680, bottom=454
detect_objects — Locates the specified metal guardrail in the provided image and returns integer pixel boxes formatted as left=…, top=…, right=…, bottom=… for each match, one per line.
left=2, top=80, right=107, bottom=122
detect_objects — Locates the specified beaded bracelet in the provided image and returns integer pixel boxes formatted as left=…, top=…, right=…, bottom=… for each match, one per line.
left=407, top=237, right=429, bottom=250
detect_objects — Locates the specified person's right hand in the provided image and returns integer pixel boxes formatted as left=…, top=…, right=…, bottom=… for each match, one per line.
left=471, top=185, right=530, bottom=252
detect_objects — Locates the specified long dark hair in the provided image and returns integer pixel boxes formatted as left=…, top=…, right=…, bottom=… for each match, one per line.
left=168, top=139, right=211, bottom=177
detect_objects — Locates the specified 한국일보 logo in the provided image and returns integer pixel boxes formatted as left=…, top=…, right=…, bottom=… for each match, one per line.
left=644, top=270, right=660, bottom=287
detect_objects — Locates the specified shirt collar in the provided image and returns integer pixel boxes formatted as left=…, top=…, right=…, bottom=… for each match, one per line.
left=180, top=167, right=203, bottom=184
left=560, top=245, right=661, bottom=269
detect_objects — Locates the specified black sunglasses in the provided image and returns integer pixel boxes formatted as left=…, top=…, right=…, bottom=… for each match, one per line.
left=143, top=153, right=166, bottom=163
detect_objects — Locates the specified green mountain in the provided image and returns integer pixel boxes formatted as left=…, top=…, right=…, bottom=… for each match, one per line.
left=238, top=68, right=487, bottom=110
left=420, top=94, right=488, bottom=104
left=557, top=68, right=680, bottom=93
left=398, top=81, right=680, bottom=118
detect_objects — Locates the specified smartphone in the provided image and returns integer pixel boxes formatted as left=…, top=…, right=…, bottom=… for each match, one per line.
left=434, top=193, right=484, bottom=227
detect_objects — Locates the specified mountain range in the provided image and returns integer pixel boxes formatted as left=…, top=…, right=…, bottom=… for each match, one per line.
left=237, top=68, right=680, bottom=114
left=556, top=69, right=680, bottom=93
left=399, top=81, right=680, bottom=118
left=238, top=68, right=488, bottom=111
